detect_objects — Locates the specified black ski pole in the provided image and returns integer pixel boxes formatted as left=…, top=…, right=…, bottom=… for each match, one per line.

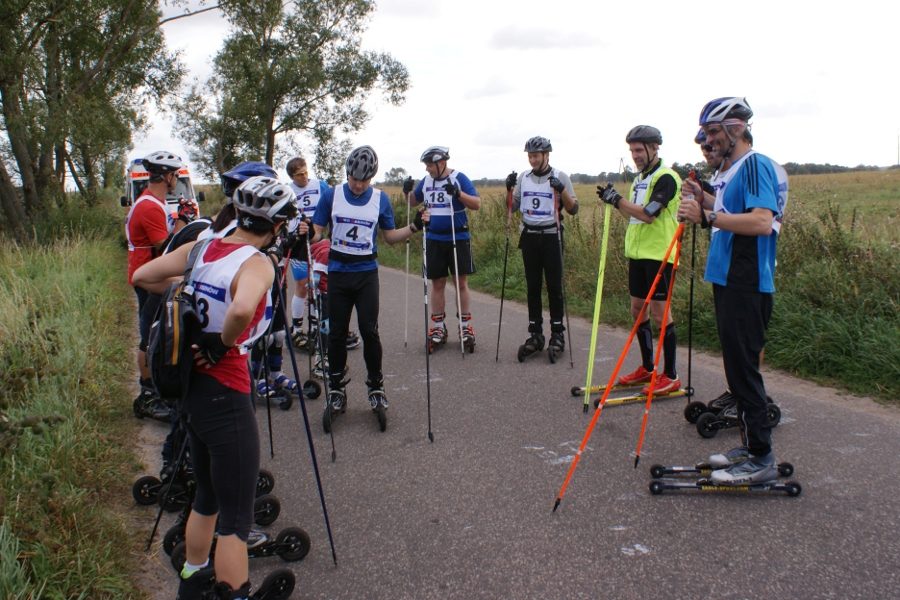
left=685, top=171, right=699, bottom=399
left=305, top=232, right=337, bottom=462
left=275, top=280, right=338, bottom=566
left=145, top=418, right=190, bottom=551
left=421, top=220, right=434, bottom=442
left=495, top=180, right=514, bottom=362
left=553, top=187, right=575, bottom=368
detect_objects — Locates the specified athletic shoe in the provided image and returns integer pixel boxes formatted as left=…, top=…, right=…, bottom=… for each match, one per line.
left=273, top=374, right=299, bottom=394
left=641, top=374, right=681, bottom=396
left=710, top=452, right=777, bottom=485
left=291, top=327, right=308, bottom=349
left=256, top=379, right=276, bottom=398
left=708, top=446, right=749, bottom=469
left=345, top=330, right=361, bottom=350
left=617, top=365, right=653, bottom=386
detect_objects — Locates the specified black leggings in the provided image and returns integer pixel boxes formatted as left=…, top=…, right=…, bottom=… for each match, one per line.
left=327, top=270, right=382, bottom=386
left=519, top=231, right=564, bottom=331
left=183, top=372, right=259, bottom=540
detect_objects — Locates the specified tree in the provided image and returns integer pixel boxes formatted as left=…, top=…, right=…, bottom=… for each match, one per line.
left=176, top=0, right=409, bottom=182
left=383, top=167, right=408, bottom=185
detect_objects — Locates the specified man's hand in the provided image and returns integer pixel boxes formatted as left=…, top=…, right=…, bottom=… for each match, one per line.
left=548, top=176, right=564, bottom=193
left=596, top=183, right=623, bottom=208
left=443, top=182, right=459, bottom=197
left=402, top=176, right=414, bottom=194
left=177, top=199, right=198, bottom=223
left=505, top=171, right=517, bottom=191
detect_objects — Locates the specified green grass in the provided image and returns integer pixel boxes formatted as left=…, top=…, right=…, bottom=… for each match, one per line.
left=0, top=213, right=147, bottom=598
left=378, top=173, right=900, bottom=401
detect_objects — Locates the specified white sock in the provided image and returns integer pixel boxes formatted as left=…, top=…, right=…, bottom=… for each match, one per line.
left=180, top=558, right=209, bottom=579
left=292, top=296, right=306, bottom=321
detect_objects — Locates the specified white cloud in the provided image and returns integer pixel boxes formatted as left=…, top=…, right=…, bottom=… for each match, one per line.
left=490, top=26, right=601, bottom=50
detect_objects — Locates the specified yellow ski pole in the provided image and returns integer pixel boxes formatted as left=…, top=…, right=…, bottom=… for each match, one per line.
left=581, top=200, right=611, bottom=413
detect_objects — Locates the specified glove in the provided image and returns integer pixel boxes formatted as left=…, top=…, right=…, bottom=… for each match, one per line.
left=194, top=332, right=232, bottom=367
left=505, top=171, right=517, bottom=191
left=177, top=199, right=198, bottom=223
left=548, top=176, right=564, bottom=193
left=596, top=183, right=623, bottom=208
left=412, top=209, right=425, bottom=232
left=443, top=181, right=459, bottom=197
left=402, top=176, right=414, bottom=194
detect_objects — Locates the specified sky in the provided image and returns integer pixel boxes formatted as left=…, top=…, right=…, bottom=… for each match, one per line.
left=136, top=0, right=900, bottom=183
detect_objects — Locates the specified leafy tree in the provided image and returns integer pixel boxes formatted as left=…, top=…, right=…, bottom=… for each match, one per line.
left=383, top=167, right=408, bottom=185
left=176, top=0, right=409, bottom=182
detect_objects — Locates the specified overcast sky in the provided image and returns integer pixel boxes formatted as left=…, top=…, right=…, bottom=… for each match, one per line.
left=136, top=0, right=900, bottom=182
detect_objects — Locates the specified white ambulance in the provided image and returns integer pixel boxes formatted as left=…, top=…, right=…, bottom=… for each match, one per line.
left=119, top=158, right=205, bottom=216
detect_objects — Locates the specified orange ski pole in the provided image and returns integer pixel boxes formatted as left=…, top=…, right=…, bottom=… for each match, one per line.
left=553, top=223, right=684, bottom=512
left=632, top=228, right=683, bottom=468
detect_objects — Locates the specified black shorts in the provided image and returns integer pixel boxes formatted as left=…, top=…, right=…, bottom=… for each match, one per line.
left=628, top=259, right=673, bottom=301
left=425, top=238, right=475, bottom=280
left=135, top=286, right=160, bottom=352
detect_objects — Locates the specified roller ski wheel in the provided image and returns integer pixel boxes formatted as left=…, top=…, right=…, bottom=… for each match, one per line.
left=276, top=394, right=293, bottom=411
left=368, top=385, right=388, bottom=432
left=162, top=523, right=185, bottom=556
left=683, top=401, right=709, bottom=424
left=132, top=475, right=162, bottom=506
left=256, top=468, right=275, bottom=496
left=273, top=526, right=312, bottom=562
left=696, top=411, right=721, bottom=439
left=570, top=385, right=582, bottom=397
left=322, top=388, right=347, bottom=434
left=158, top=481, right=189, bottom=513
left=648, top=477, right=802, bottom=497
left=170, top=541, right=187, bottom=572
left=253, top=493, right=281, bottom=527
left=302, top=379, right=322, bottom=400
left=517, top=333, right=545, bottom=363
left=547, top=332, right=564, bottom=364
left=253, top=568, right=296, bottom=600
left=766, top=401, right=781, bottom=427
left=650, top=461, right=795, bottom=479
left=427, top=325, right=447, bottom=354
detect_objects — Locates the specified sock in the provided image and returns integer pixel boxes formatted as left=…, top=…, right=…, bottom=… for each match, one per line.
left=292, top=296, right=306, bottom=321
left=636, top=320, right=654, bottom=371
left=180, top=558, right=209, bottom=579
left=431, top=312, right=445, bottom=328
left=663, top=323, right=677, bottom=379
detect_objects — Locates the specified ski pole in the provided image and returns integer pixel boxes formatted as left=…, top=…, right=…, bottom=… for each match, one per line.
left=305, top=232, right=337, bottom=462
left=685, top=170, right=698, bottom=399
left=275, top=281, right=338, bottom=566
left=552, top=186, right=574, bottom=368
left=633, top=228, right=683, bottom=468
left=447, top=185, right=466, bottom=358
left=553, top=223, right=684, bottom=512
left=145, top=419, right=190, bottom=551
left=404, top=190, right=411, bottom=348
left=581, top=184, right=613, bottom=412
left=421, top=218, right=434, bottom=442
left=495, top=181, right=514, bottom=362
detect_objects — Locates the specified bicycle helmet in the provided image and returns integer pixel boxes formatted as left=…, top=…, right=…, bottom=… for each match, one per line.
left=346, top=145, right=378, bottom=181
left=625, top=125, right=663, bottom=145
left=221, top=161, right=278, bottom=201
left=420, top=146, right=450, bottom=163
left=699, top=97, right=753, bottom=125
left=524, top=136, right=552, bottom=152
left=142, top=151, right=184, bottom=178
left=233, top=176, right=297, bottom=224
left=694, top=129, right=706, bottom=144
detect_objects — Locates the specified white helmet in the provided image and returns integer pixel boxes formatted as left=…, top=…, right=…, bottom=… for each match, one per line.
left=141, top=151, right=184, bottom=177
left=233, top=176, right=297, bottom=223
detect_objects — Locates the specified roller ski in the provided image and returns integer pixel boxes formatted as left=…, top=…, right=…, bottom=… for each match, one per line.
left=516, top=332, right=545, bottom=362
left=690, top=391, right=781, bottom=439
left=427, top=313, right=448, bottom=354
left=255, top=378, right=293, bottom=411
left=171, top=526, right=311, bottom=572
left=586, top=372, right=687, bottom=409
left=649, top=452, right=801, bottom=497
left=459, top=312, right=476, bottom=353
left=176, top=566, right=295, bottom=600
left=367, top=379, right=388, bottom=432
left=547, top=331, right=565, bottom=364
left=322, top=374, right=348, bottom=434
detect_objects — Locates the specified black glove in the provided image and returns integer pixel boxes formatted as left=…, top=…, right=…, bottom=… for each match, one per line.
left=194, top=332, right=232, bottom=366
left=548, top=176, right=564, bottom=193
left=412, top=210, right=425, bottom=232
left=443, top=181, right=459, bottom=197
left=505, top=171, right=517, bottom=191
left=402, top=176, right=414, bottom=194
left=596, top=183, right=623, bottom=208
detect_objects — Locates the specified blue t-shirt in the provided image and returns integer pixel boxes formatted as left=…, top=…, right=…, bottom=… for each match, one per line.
left=413, top=170, right=478, bottom=242
left=312, top=183, right=396, bottom=273
left=705, top=152, right=780, bottom=293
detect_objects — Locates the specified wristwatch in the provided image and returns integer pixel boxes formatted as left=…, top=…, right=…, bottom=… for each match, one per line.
left=707, top=211, right=718, bottom=227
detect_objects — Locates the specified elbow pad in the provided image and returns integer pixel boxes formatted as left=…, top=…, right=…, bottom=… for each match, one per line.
left=568, top=201, right=579, bottom=216
left=643, top=200, right=663, bottom=218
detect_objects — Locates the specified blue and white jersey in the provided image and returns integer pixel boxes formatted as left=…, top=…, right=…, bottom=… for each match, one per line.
left=519, top=168, right=558, bottom=227
left=289, top=178, right=328, bottom=226
left=705, top=150, right=781, bottom=293
left=413, top=170, right=477, bottom=242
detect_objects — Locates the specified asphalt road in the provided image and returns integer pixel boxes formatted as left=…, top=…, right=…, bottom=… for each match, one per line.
left=140, top=265, right=900, bottom=600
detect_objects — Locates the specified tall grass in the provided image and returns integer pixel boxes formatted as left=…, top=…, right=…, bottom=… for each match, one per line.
left=0, top=211, right=145, bottom=597
left=379, top=181, right=900, bottom=400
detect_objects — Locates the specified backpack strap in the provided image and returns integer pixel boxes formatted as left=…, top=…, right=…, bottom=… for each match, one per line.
left=182, top=239, right=212, bottom=287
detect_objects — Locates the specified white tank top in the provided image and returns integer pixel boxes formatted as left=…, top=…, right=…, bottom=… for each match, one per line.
left=330, top=185, right=380, bottom=256
left=520, top=169, right=557, bottom=227
left=190, top=241, right=272, bottom=352
left=422, top=173, right=460, bottom=217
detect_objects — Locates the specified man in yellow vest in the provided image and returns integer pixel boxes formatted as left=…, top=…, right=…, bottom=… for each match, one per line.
left=597, top=125, right=682, bottom=395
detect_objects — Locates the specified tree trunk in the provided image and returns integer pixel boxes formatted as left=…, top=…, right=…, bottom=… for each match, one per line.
left=0, top=159, right=28, bottom=242
left=0, top=80, right=42, bottom=217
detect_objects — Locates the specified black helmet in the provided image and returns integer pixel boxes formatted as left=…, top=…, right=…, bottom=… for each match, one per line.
left=233, top=176, right=297, bottom=224
left=346, top=145, right=378, bottom=181
left=524, top=136, right=552, bottom=152
left=142, top=151, right=184, bottom=176
left=699, top=97, right=753, bottom=125
left=420, top=146, right=450, bottom=163
left=625, top=125, right=662, bottom=145
left=221, top=161, right=278, bottom=201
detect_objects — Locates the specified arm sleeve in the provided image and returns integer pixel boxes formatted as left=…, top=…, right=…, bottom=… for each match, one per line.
left=456, top=172, right=478, bottom=197
left=744, top=157, right=779, bottom=213
left=311, top=188, right=334, bottom=227
left=648, top=173, right=677, bottom=208
left=413, top=179, right=425, bottom=206
left=378, top=190, right=397, bottom=230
